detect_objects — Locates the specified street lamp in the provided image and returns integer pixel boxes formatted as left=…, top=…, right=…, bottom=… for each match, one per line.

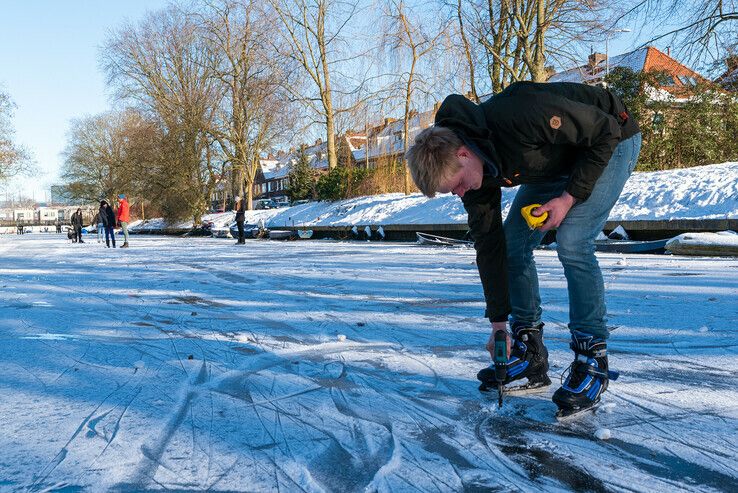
left=605, top=28, right=632, bottom=77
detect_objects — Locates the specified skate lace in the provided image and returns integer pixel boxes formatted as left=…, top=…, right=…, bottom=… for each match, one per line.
left=560, top=360, right=588, bottom=388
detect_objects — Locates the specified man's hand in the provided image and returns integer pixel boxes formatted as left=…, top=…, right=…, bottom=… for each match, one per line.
left=536, top=191, right=577, bottom=232
left=486, top=321, right=510, bottom=360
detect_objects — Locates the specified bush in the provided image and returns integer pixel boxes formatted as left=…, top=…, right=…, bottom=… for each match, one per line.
left=287, top=148, right=316, bottom=201
left=316, top=165, right=371, bottom=201
left=605, top=67, right=738, bottom=171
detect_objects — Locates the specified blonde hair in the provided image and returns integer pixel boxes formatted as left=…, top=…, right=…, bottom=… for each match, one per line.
left=405, top=126, right=462, bottom=197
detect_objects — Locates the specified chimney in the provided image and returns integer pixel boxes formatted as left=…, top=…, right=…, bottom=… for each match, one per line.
left=667, top=46, right=671, bottom=57
left=315, top=138, right=322, bottom=146
left=267, top=152, right=274, bottom=159
left=588, top=53, right=607, bottom=69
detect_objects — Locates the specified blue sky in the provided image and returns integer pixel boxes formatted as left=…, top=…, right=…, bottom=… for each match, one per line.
left=0, top=0, right=168, bottom=201
left=1, top=1, right=653, bottom=202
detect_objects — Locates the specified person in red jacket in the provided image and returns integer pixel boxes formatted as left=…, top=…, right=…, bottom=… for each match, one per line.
left=117, top=194, right=130, bottom=248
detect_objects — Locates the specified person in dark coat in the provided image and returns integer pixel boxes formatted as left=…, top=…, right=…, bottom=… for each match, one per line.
left=405, top=81, right=641, bottom=417
left=70, top=208, right=84, bottom=243
left=234, top=196, right=246, bottom=244
left=92, top=210, right=104, bottom=243
left=100, top=200, right=116, bottom=248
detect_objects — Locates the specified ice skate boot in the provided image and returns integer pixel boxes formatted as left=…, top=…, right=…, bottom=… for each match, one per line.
left=553, top=330, right=619, bottom=420
left=478, top=322, right=551, bottom=394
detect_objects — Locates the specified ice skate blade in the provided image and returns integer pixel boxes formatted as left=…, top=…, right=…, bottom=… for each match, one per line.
left=478, top=380, right=551, bottom=395
left=505, top=380, right=551, bottom=395
left=555, top=404, right=599, bottom=422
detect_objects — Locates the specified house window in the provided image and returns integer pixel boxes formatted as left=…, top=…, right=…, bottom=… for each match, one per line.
left=663, top=75, right=675, bottom=86
left=677, top=75, right=696, bottom=86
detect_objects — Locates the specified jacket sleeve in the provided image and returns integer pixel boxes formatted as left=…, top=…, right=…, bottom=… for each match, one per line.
left=504, top=94, right=621, bottom=201
left=461, top=180, right=510, bottom=322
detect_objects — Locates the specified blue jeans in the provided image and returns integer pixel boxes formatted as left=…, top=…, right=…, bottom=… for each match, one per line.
left=97, top=223, right=104, bottom=242
left=105, top=225, right=116, bottom=247
left=504, top=133, right=642, bottom=339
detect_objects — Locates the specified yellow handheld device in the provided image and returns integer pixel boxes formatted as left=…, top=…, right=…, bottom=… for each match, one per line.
left=521, top=204, right=548, bottom=229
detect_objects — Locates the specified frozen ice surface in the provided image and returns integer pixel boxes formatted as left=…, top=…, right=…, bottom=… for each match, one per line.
left=0, top=235, right=736, bottom=492
left=600, top=402, right=616, bottom=413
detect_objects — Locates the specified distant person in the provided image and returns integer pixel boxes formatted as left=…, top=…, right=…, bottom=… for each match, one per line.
left=16, top=223, right=23, bottom=235
left=234, top=195, right=246, bottom=244
left=100, top=200, right=116, bottom=248
left=117, top=194, right=130, bottom=248
left=70, top=208, right=84, bottom=243
left=56, top=221, right=62, bottom=234
left=93, top=209, right=104, bottom=243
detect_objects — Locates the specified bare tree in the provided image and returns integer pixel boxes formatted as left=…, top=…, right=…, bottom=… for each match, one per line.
left=384, top=0, right=449, bottom=193
left=102, top=6, right=225, bottom=223
left=454, top=0, right=480, bottom=102
left=195, top=0, right=290, bottom=210
left=0, top=91, right=33, bottom=182
left=61, top=110, right=138, bottom=203
left=270, top=0, right=368, bottom=170
left=620, top=0, right=737, bottom=72
left=448, top=0, right=609, bottom=94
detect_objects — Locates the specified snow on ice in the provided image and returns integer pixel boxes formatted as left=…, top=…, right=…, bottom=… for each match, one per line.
left=1, top=161, right=737, bottom=491
left=0, top=234, right=737, bottom=491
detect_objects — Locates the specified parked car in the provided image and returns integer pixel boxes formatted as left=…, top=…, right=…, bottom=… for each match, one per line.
left=272, top=197, right=290, bottom=208
left=229, top=222, right=266, bottom=239
left=254, top=199, right=276, bottom=210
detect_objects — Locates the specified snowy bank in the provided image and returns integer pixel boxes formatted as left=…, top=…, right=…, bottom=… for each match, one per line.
left=132, top=161, right=738, bottom=232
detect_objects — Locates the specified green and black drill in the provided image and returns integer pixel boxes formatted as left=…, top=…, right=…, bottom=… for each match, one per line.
left=493, top=330, right=507, bottom=407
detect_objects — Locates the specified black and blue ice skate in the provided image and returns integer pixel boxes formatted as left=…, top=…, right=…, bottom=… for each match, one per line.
left=478, top=322, right=551, bottom=394
left=553, top=331, right=619, bottom=420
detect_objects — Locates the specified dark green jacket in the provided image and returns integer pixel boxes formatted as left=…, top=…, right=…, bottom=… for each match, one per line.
left=435, top=81, right=640, bottom=322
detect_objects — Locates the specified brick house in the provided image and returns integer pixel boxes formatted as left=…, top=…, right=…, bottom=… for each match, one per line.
left=253, top=135, right=362, bottom=200
left=548, top=46, right=708, bottom=97
left=351, top=108, right=437, bottom=168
